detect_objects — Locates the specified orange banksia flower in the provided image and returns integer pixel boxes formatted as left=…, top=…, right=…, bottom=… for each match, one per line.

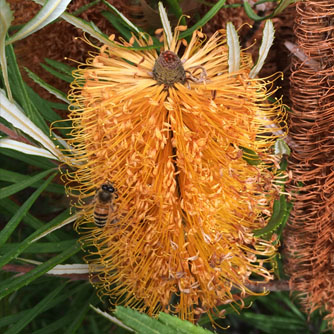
left=60, top=13, right=287, bottom=321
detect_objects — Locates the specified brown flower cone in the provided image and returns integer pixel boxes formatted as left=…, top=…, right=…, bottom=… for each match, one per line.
left=284, top=0, right=334, bottom=328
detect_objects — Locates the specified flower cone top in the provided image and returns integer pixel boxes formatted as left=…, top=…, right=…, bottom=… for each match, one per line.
left=61, top=20, right=286, bottom=321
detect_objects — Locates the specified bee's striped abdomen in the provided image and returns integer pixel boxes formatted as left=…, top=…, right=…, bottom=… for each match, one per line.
left=93, top=183, right=117, bottom=228
left=94, top=203, right=110, bottom=228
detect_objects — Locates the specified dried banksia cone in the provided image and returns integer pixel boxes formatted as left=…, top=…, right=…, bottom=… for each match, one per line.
left=59, top=21, right=286, bottom=321
left=284, top=0, right=334, bottom=328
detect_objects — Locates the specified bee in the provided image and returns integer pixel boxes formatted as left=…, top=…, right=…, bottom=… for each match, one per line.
left=93, top=183, right=118, bottom=228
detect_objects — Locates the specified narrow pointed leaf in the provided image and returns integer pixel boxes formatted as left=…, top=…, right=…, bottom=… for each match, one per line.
left=25, top=67, right=69, bottom=103
left=0, top=210, right=70, bottom=268
left=0, top=0, right=14, bottom=100
left=102, top=0, right=141, bottom=34
left=3, top=283, right=66, bottom=334
left=0, top=138, right=60, bottom=159
left=226, top=22, right=240, bottom=73
left=44, top=58, right=75, bottom=76
left=0, top=147, right=56, bottom=169
left=7, top=0, right=71, bottom=44
left=0, top=89, right=63, bottom=160
left=0, top=173, right=56, bottom=248
left=0, top=243, right=80, bottom=300
left=158, top=2, right=172, bottom=49
left=249, top=20, right=275, bottom=78
left=90, top=305, right=135, bottom=332
left=0, top=240, right=75, bottom=254
left=179, top=0, right=227, bottom=39
left=0, top=167, right=54, bottom=199
left=40, top=63, right=73, bottom=83
left=0, top=169, right=63, bottom=194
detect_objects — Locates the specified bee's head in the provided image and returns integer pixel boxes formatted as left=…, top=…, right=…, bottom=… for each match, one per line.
left=101, top=183, right=115, bottom=193
left=98, top=183, right=118, bottom=202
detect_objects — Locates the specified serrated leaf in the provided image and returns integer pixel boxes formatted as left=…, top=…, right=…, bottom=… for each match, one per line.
left=7, top=0, right=72, bottom=44
left=0, top=243, right=80, bottom=300
left=90, top=305, right=135, bottom=332
left=158, top=2, right=172, bottom=49
left=0, top=89, right=63, bottom=160
left=274, top=138, right=291, bottom=156
left=0, top=167, right=54, bottom=199
left=226, top=22, right=240, bottom=73
left=0, top=173, right=56, bottom=248
left=25, top=67, right=69, bottom=103
left=249, top=20, right=274, bottom=78
left=0, top=0, right=14, bottom=101
left=0, top=138, right=60, bottom=160
left=115, top=306, right=175, bottom=334
left=3, top=282, right=66, bottom=334
left=158, top=312, right=213, bottom=334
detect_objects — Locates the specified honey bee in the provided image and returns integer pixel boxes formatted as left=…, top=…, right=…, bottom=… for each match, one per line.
left=93, top=183, right=118, bottom=228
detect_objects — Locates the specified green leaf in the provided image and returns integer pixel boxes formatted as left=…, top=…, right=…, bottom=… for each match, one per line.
left=240, top=312, right=307, bottom=332
left=63, top=293, right=95, bottom=334
left=0, top=240, right=75, bottom=254
left=40, top=63, right=73, bottom=83
left=243, top=0, right=297, bottom=21
left=0, top=168, right=55, bottom=199
left=165, top=0, right=186, bottom=25
left=7, top=0, right=72, bottom=44
left=0, top=198, right=64, bottom=242
left=25, top=85, right=65, bottom=123
left=179, top=0, right=227, bottom=39
left=3, top=282, right=66, bottom=334
left=102, top=0, right=141, bottom=34
left=101, top=11, right=133, bottom=41
left=0, top=147, right=56, bottom=169
left=0, top=243, right=80, bottom=300
left=0, top=0, right=14, bottom=101
left=158, top=312, right=213, bottom=334
left=0, top=168, right=64, bottom=193
left=0, top=209, right=71, bottom=268
left=114, top=306, right=175, bottom=334
left=44, top=58, right=75, bottom=77
left=253, top=195, right=292, bottom=237
left=25, top=67, right=68, bottom=103
left=0, top=173, right=56, bottom=248
left=5, top=41, right=49, bottom=133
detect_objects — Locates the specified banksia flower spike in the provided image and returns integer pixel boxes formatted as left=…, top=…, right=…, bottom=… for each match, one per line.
left=59, top=5, right=287, bottom=322
left=284, top=0, right=334, bottom=328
